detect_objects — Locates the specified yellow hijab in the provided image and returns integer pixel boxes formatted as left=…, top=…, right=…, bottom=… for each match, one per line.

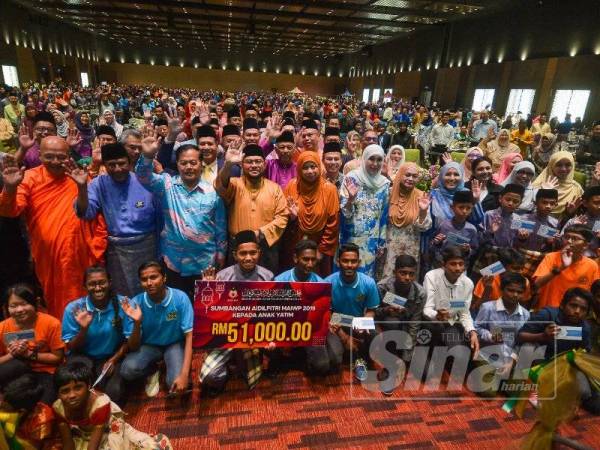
left=532, top=151, right=583, bottom=216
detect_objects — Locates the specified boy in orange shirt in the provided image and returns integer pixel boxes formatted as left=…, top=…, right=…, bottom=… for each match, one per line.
left=533, top=224, right=600, bottom=309
left=471, top=248, right=532, bottom=313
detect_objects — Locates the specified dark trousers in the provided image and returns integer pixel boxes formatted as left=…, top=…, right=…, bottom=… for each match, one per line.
left=67, top=354, right=125, bottom=405
left=0, top=358, right=56, bottom=405
left=429, top=145, right=447, bottom=165
left=305, top=330, right=374, bottom=376
left=165, top=266, right=200, bottom=302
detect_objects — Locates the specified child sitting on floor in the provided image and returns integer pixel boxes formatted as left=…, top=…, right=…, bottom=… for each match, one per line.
left=53, top=361, right=172, bottom=450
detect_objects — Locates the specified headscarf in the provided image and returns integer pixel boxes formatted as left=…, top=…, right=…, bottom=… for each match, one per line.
left=50, top=108, right=69, bottom=138
left=385, top=145, right=405, bottom=181
left=430, top=161, right=465, bottom=221
left=532, top=151, right=583, bottom=215
left=461, top=146, right=483, bottom=181
left=389, top=162, right=423, bottom=228
left=485, top=128, right=520, bottom=171
left=284, top=152, right=337, bottom=234
left=501, top=160, right=536, bottom=212
left=343, top=130, right=361, bottom=158
left=74, top=111, right=95, bottom=143
left=348, top=144, right=389, bottom=191
left=493, top=152, right=522, bottom=184
left=532, top=132, right=557, bottom=169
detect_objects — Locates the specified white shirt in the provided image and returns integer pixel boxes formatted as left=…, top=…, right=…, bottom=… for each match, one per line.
left=429, top=123, right=455, bottom=147
left=423, top=268, right=474, bottom=333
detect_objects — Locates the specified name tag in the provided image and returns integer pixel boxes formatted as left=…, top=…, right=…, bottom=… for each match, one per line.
left=557, top=326, right=582, bottom=341
left=330, top=312, right=354, bottom=327
left=3, top=329, right=35, bottom=345
left=382, top=291, right=407, bottom=308
left=446, top=232, right=471, bottom=245
left=537, top=224, right=558, bottom=238
left=352, top=317, right=376, bottom=331
left=448, top=300, right=467, bottom=311
left=511, top=218, right=536, bottom=231
left=480, top=261, right=505, bottom=277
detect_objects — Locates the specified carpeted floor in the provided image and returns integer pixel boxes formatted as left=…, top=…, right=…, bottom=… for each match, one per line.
left=124, top=355, right=600, bottom=450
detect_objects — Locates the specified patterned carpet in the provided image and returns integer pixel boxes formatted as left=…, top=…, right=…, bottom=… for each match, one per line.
left=124, top=354, right=600, bottom=450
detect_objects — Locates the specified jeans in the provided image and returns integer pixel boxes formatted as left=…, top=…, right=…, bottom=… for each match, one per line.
left=120, top=342, right=185, bottom=388
left=67, top=354, right=125, bottom=405
left=0, top=358, right=56, bottom=405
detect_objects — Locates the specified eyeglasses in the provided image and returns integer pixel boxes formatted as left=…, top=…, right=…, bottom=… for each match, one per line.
left=33, top=127, right=56, bottom=134
left=364, top=137, right=378, bottom=142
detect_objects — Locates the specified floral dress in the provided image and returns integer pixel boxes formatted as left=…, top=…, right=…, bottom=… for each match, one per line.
left=383, top=213, right=432, bottom=280
left=53, top=392, right=172, bottom=450
left=339, top=174, right=390, bottom=278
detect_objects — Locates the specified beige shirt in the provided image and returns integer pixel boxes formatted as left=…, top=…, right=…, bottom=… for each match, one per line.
left=215, top=176, right=289, bottom=246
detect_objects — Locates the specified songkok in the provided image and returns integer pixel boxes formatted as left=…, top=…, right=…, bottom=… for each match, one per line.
left=196, top=125, right=217, bottom=139
left=33, top=111, right=56, bottom=125
left=101, top=143, right=128, bottom=162
left=282, top=117, right=295, bottom=126
left=302, top=119, right=319, bottom=130
left=243, top=144, right=264, bottom=159
left=536, top=188, right=559, bottom=201
left=243, top=118, right=259, bottom=130
left=276, top=131, right=295, bottom=144
left=324, top=126, right=340, bottom=137
left=154, top=118, right=168, bottom=127
left=323, top=142, right=342, bottom=154
left=453, top=190, right=474, bottom=204
left=222, top=124, right=240, bottom=137
left=501, top=183, right=525, bottom=197
left=282, top=111, right=295, bottom=120
left=583, top=185, right=600, bottom=200
left=227, top=107, right=241, bottom=119
left=96, top=125, right=116, bottom=138
left=234, top=230, right=258, bottom=248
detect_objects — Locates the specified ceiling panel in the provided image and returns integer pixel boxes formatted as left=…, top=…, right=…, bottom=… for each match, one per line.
left=13, top=0, right=501, bottom=58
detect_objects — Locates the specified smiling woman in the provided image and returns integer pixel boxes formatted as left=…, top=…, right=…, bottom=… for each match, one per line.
left=533, top=151, right=583, bottom=217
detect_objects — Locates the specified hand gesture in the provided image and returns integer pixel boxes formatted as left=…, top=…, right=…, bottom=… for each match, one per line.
left=572, top=214, right=587, bottom=225
left=482, top=275, right=494, bottom=287
left=18, top=124, right=35, bottom=150
left=565, top=197, right=582, bottom=217
left=344, top=177, right=359, bottom=201
left=224, top=141, right=244, bottom=165
left=470, top=179, right=482, bottom=202
left=441, top=152, right=452, bottom=165
left=432, top=233, right=446, bottom=245
left=561, top=245, right=573, bottom=268
left=7, top=339, right=28, bottom=357
left=436, top=308, right=450, bottom=321
left=202, top=266, right=216, bottom=281
left=120, top=297, right=142, bottom=322
left=517, top=229, right=531, bottom=241
left=417, top=193, right=431, bottom=212
left=91, top=139, right=102, bottom=167
left=63, top=159, right=89, bottom=186
left=1, top=155, right=25, bottom=189
left=490, top=216, right=502, bottom=233
left=65, top=127, right=83, bottom=148
left=287, top=197, right=299, bottom=220
left=593, top=162, right=600, bottom=184
left=541, top=176, right=559, bottom=190
left=170, top=375, right=189, bottom=395
left=165, top=110, right=182, bottom=139
left=544, top=323, right=560, bottom=341
left=141, top=132, right=162, bottom=159
left=73, top=306, right=93, bottom=329
left=486, top=127, right=496, bottom=140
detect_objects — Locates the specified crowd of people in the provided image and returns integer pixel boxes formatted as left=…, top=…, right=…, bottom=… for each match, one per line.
left=1, top=81, right=600, bottom=448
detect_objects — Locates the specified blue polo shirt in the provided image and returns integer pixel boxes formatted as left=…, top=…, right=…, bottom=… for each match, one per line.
left=62, top=295, right=133, bottom=360
left=132, top=287, right=193, bottom=347
left=274, top=269, right=323, bottom=282
left=325, top=271, right=380, bottom=317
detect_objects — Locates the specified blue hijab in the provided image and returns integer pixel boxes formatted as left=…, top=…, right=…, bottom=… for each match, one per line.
left=430, top=162, right=466, bottom=221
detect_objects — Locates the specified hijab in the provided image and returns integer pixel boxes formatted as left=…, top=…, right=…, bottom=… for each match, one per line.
left=461, top=146, right=483, bottom=181
left=284, top=151, right=338, bottom=234
left=501, top=160, right=536, bottom=212
left=533, top=132, right=557, bottom=168
left=532, top=151, right=583, bottom=215
left=430, top=161, right=466, bottom=221
left=389, top=162, right=423, bottom=228
left=348, top=144, right=389, bottom=191
left=385, top=145, right=405, bottom=181
left=74, top=111, right=95, bottom=143
left=493, top=152, right=522, bottom=184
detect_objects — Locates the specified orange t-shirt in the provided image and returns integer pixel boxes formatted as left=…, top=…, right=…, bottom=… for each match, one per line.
left=533, top=252, right=600, bottom=309
left=474, top=273, right=532, bottom=303
left=0, top=312, right=65, bottom=374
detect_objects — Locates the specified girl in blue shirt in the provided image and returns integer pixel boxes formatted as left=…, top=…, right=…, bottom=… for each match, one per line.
left=61, top=266, right=134, bottom=405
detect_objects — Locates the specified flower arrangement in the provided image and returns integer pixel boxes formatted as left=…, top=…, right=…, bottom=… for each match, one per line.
left=415, top=164, right=440, bottom=192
